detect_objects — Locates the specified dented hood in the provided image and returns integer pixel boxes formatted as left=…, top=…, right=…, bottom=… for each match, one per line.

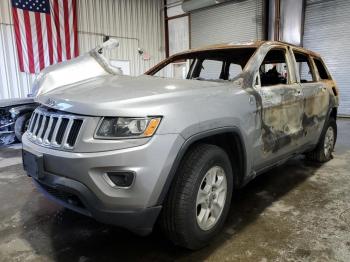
left=31, top=39, right=122, bottom=97
left=36, top=75, right=234, bottom=116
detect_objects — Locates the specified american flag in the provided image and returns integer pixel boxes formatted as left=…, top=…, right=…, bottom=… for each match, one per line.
left=11, top=0, right=79, bottom=74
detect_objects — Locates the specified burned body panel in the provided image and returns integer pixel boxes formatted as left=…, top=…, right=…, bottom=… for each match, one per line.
left=135, top=40, right=338, bottom=176
left=233, top=42, right=338, bottom=172
left=259, top=85, right=304, bottom=153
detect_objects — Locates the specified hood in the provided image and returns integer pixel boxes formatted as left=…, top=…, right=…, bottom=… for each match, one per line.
left=31, top=39, right=122, bottom=97
left=37, top=75, right=238, bottom=116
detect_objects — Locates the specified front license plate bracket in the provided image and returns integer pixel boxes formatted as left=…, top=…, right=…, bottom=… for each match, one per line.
left=22, top=150, right=44, bottom=180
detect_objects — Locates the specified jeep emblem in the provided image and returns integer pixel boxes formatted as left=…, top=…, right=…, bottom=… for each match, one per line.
left=46, top=98, right=57, bottom=107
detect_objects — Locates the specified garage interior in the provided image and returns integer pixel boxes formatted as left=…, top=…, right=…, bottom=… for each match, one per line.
left=1, top=0, right=350, bottom=261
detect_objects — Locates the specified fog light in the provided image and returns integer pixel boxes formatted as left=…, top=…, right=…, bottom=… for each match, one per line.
left=105, top=172, right=135, bottom=188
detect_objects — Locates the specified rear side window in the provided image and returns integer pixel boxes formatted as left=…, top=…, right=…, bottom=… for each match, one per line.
left=314, top=58, right=330, bottom=80
left=293, top=51, right=315, bottom=83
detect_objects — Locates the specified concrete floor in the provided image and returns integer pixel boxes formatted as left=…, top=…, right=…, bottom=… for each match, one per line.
left=0, top=120, right=349, bottom=262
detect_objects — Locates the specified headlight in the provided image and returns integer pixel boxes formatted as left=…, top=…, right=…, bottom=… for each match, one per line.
left=95, top=117, right=162, bottom=139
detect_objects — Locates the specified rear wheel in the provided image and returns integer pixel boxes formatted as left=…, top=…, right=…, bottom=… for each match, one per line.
left=160, top=143, right=233, bottom=250
left=15, top=112, right=32, bottom=142
left=306, top=118, right=337, bottom=162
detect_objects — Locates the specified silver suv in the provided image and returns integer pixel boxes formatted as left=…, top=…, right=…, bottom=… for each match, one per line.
left=22, top=41, right=339, bottom=249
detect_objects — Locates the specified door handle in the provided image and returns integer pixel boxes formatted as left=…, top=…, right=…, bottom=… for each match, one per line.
left=296, top=89, right=302, bottom=96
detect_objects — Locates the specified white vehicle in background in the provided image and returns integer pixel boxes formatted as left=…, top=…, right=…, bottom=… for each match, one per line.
left=0, top=98, right=36, bottom=145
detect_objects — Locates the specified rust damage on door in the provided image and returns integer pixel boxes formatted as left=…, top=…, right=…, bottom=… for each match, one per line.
left=240, top=42, right=339, bottom=155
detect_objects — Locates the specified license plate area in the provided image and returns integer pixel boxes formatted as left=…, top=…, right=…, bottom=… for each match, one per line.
left=22, top=150, right=44, bottom=179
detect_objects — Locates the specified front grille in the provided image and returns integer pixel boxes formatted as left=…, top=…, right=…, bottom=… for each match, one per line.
left=27, top=107, right=84, bottom=149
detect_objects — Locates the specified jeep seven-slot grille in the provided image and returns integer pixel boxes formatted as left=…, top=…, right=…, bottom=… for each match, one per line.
left=27, top=107, right=84, bottom=149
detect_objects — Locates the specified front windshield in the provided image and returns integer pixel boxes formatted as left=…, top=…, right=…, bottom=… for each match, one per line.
left=146, top=47, right=256, bottom=81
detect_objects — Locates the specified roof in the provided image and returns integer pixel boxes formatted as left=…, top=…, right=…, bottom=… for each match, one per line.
left=174, top=40, right=320, bottom=57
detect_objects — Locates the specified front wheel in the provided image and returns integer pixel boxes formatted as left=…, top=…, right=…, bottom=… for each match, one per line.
left=14, top=112, right=32, bottom=142
left=160, top=143, right=233, bottom=250
left=306, top=118, right=337, bottom=163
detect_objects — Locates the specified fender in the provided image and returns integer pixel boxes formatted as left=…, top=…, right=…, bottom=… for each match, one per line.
left=156, top=126, right=247, bottom=205
left=318, top=106, right=338, bottom=144
left=10, top=103, right=38, bottom=118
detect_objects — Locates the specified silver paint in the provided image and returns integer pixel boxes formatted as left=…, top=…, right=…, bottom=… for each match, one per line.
left=22, top=41, right=339, bottom=225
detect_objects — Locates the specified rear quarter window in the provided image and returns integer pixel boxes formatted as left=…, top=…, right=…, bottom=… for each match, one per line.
left=314, top=58, right=331, bottom=80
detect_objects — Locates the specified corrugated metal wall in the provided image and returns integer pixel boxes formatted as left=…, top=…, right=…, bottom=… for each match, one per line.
left=190, top=0, right=264, bottom=48
left=303, top=0, right=350, bottom=116
left=0, top=0, right=165, bottom=99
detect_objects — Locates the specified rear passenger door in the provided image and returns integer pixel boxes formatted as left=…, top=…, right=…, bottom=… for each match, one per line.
left=254, top=47, right=305, bottom=169
left=291, top=50, right=330, bottom=145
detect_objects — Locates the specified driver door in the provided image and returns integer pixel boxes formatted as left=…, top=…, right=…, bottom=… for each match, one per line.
left=254, top=47, right=305, bottom=170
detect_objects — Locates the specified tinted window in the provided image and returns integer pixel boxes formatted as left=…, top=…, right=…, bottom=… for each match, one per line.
left=293, top=52, right=315, bottom=83
left=314, top=58, right=330, bottom=80
left=260, top=49, right=289, bottom=86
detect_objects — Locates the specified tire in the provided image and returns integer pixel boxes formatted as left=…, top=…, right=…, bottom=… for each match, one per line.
left=306, top=118, right=337, bottom=163
left=160, top=143, right=233, bottom=250
left=15, top=112, right=32, bottom=142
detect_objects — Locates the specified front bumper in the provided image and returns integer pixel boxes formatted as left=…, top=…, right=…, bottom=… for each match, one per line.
left=32, top=171, right=161, bottom=235
left=22, top=133, right=184, bottom=234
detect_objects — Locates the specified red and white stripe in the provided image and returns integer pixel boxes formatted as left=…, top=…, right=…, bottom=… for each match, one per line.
left=12, top=0, right=79, bottom=74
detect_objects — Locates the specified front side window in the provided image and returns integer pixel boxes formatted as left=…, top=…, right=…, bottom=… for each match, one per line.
left=259, top=48, right=289, bottom=87
left=293, top=51, right=315, bottom=83
left=147, top=48, right=256, bottom=82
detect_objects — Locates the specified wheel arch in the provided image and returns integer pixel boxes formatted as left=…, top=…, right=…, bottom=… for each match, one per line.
left=11, top=104, right=37, bottom=118
left=330, top=107, right=337, bottom=120
left=156, top=127, right=247, bottom=205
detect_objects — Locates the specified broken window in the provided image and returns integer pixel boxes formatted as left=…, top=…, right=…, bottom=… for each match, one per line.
left=199, top=60, right=223, bottom=80
left=259, top=49, right=289, bottom=87
left=154, top=59, right=193, bottom=79
left=195, top=59, right=243, bottom=81
left=293, top=51, right=315, bottom=83
left=313, top=58, right=330, bottom=80
left=148, top=48, right=256, bottom=82
left=228, top=63, right=242, bottom=80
